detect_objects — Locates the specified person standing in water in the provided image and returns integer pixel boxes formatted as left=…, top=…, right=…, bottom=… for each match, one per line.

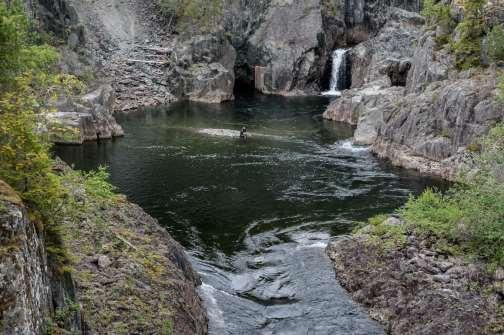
left=240, top=127, right=248, bottom=142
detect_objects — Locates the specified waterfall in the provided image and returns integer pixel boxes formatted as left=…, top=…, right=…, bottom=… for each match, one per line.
left=322, top=49, right=348, bottom=96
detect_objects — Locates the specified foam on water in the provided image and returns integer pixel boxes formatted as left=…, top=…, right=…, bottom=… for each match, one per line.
left=199, top=283, right=226, bottom=330
left=197, top=128, right=287, bottom=141
left=198, top=128, right=241, bottom=137
left=338, top=139, right=370, bottom=153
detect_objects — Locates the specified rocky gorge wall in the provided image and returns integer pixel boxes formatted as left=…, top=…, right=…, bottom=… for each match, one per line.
left=223, top=0, right=421, bottom=95
left=0, top=180, right=85, bottom=334
left=323, top=2, right=504, bottom=179
left=0, top=172, right=207, bottom=334
left=29, top=0, right=430, bottom=144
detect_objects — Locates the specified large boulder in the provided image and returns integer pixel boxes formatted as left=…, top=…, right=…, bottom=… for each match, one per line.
left=48, top=84, right=124, bottom=144
left=168, top=32, right=236, bottom=103
left=323, top=84, right=405, bottom=144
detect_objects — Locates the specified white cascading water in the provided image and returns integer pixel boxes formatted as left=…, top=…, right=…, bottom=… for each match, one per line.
left=322, top=49, right=348, bottom=96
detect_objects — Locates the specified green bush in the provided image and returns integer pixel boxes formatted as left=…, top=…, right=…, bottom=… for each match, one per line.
left=497, top=75, right=504, bottom=104
left=402, top=189, right=461, bottom=240
left=0, top=1, right=58, bottom=89
left=422, top=0, right=455, bottom=31
left=402, top=124, right=504, bottom=266
left=83, top=167, right=117, bottom=200
left=0, top=1, right=115, bottom=273
left=158, top=0, right=222, bottom=33
left=488, top=24, right=504, bottom=63
left=452, top=0, right=486, bottom=69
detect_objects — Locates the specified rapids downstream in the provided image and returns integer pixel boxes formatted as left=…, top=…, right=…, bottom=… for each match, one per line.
left=56, top=94, right=440, bottom=334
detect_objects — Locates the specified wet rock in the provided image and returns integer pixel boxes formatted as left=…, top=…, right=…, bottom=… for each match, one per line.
left=324, top=8, right=424, bottom=145
left=347, top=8, right=425, bottom=89
left=372, top=70, right=504, bottom=179
left=406, top=32, right=455, bottom=93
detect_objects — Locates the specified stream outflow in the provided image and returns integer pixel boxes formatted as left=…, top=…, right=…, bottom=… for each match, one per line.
left=56, top=94, right=439, bottom=334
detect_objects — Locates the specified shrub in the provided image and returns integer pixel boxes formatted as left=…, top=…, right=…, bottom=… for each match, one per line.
left=0, top=1, right=59, bottom=89
left=0, top=1, right=85, bottom=272
left=452, top=0, right=486, bottom=69
left=488, top=24, right=504, bottom=63
left=158, top=0, right=222, bottom=33
left=83, top=167, right=117, bottom=201
left=497, top=75, right=504, bottom=104
left=402, top=124, right=504, bottom=266
left=422, top=0, right=455, bottom=31
left=401, top=189, right=461, bottom=240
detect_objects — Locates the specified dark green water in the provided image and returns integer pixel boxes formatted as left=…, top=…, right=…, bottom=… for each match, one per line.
left=56, top=94, right=439, bottom=334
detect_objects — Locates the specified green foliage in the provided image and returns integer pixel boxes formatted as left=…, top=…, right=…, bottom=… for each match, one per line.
left=361, top=214, right=408, bottom=251
left=158, top=0, right=222, bottom=32
left=402, top=124, right=504, bottom=266
left=162, top=319, right=173, bottom=335
left=83, top=167, right=117, bottom=200
left=422, top=0, right=455, bottom=31
left=497, top=75, right=504, bottom=104
left=0, top=95, right=64, bottom=220
left=401, top=189, right=461, bottom=240
left=488, top=24, right=504, bottom=63
left=368, top=214, right=388, bottom=227
left=0, top=1, right=110, bottom=274
left=452, top=0, right=486, bottom=69
left=0, top=1, right=58, bottom=89
left=54, top=298, right=80, bottom=327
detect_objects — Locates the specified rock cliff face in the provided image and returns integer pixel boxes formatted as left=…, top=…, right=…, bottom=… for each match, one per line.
left=0, top=181, right=52, bottom=335
left=33, top=0, right=428, bottom=121
left=45, top=0, right=236, bottom=109
left=240, top=0, right=326, bottom=95
left=225, top=0, right=421, bottom=95
left=323, top=5, right=504, bottom=178
left=27, top=0, right=239, bottom=143
left=167, top=32, right=236, bottom=103
left=0, top=175, right=207, bottom=334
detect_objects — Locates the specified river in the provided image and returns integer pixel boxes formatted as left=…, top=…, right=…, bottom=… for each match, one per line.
left=55, top=93, right=439, bottom=334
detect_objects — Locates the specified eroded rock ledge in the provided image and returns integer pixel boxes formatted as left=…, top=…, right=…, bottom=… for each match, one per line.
left=323, top=6, right=504, bottom=179
left=0, top=175, right=207, bottom=334
left=327, top=217, right=503, bottom=335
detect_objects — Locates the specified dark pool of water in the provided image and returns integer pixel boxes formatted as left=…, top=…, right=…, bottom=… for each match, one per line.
left=55, top=94, right=440, bottom=334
